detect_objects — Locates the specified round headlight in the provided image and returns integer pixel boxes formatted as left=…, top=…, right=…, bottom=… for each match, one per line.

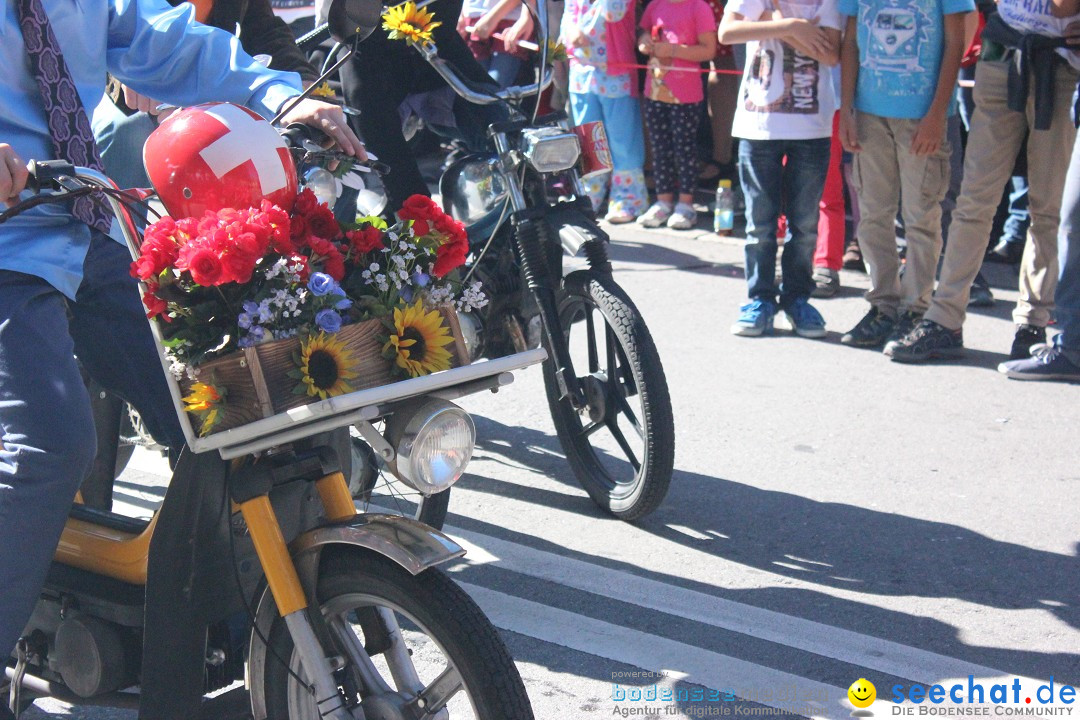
left=386, top=399, right=476, bottom=496
left=303, top=167, right=341, bottom=207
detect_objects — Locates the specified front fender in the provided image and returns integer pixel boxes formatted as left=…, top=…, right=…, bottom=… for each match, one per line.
left=248, top=514, right=465, bottom=720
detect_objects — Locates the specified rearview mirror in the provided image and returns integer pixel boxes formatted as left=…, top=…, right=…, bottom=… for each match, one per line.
left=327, top=0, right=384, bottom=43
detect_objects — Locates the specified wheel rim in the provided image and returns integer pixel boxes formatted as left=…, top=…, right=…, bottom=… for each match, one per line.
left=559, top=295, right=649, bottom=497
left=285, top=593, right=480, bottom=720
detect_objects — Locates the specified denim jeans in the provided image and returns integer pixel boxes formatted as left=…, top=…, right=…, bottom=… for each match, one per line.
left=738, top=137, right=831, bottom=305
left=481, top=52, right=523, bottom=89
left=0, top=234, right=185, bottom=659
left=1057, top=130, right=1080, bottom=358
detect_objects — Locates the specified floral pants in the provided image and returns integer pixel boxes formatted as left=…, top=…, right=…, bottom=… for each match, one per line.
left=570, top=91, right=647, bottom=218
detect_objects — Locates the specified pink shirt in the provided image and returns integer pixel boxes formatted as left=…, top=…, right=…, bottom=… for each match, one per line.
left=639, top=0, right=716, bottom=104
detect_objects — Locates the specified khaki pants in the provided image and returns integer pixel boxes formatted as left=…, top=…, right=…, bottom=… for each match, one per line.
left=851, top=112, right=951, bottom=317
left=925, top=59, right=1080, bottom=330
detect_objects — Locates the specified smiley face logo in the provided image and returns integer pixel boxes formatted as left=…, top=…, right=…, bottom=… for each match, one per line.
left=848, top=679, right=877, bottom=709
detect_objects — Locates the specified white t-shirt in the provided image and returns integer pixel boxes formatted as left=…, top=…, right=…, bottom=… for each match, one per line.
left=729, top=0, right=843, bottom=140
left=463, top=0, right=522, bottom=21
left=996, top=0, right=1080, bottom=71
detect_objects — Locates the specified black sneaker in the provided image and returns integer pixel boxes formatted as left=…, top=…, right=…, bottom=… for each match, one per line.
left=886, top=310, right=922, bottom=345
left=986, top=238, right=1024, bottom=265
left=1009, top=324, right=1046, bottom=360
left=884, top=320, right=964, bottom=362
left=841, top=307, right=896, bottom=347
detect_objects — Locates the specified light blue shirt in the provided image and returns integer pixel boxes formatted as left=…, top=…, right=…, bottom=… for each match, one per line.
left=838, top=0, right=973, bottom=119
left=1, top=0, right=303, bottom=298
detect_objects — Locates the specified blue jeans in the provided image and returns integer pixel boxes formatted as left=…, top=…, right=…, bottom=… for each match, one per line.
left=738, top=137, right=831, bottom=305
left=0, top=234, right=185, bottom=658
left=1057, top=131, right=1080, bottom=357
left=480, top=52, right=522, bottom=89
left=92, top=95, right=157, bottom=190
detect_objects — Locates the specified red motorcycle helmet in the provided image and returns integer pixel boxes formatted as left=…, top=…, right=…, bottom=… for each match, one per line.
left=143, top=102, right=298, bottom=218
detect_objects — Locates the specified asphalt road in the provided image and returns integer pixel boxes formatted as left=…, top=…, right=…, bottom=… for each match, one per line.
left=24, top=221, right=1080, bottom=719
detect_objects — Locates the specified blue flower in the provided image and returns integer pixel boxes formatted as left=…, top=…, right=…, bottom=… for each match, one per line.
left=308, top=272, right=335, bottom=296
left=334, top=296, right=353, bottom=310
left=238, top=313, right=253, bottom=330
left=412, top=271, right=430, bottom=288
left=400, top=285, right=414, bottom=303
left=315, top=309, right=343, bottom=334
left=242, top=300, right=260, bottom=315
left=249, top=326, right=266, bottom=342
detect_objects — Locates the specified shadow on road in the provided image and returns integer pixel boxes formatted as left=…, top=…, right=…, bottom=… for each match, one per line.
left=464, top=416, right=1080, bottom=687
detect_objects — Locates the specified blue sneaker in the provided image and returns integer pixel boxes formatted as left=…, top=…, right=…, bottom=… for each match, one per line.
left=782, top=297, right=827, bottom=338
left=998, top=342, right=1080, bottom=382
left=731, top=299, right=776, bottom=337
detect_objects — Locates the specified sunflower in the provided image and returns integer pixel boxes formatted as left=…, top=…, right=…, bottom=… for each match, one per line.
left=182, top=381, right=225, bottom=437
left=292, top=332, right=361, bottom=400
left=383, top=300, right=454, bottom=377
left=382, top=1, right=442, bottom=47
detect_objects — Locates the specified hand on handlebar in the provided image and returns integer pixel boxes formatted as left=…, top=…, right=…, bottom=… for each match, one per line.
left=121, top=84, right=175, bottom=119
left=0, top=144, right=29, bottom=207
left=470, top=12, right=500, bottom=40
left=501, top=13, right=534, bottom=52
left=277, top=98, right=366, bottom=160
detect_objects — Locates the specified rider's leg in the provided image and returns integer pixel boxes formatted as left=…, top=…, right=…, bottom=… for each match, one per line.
left=486, top=52, right=522, bottom=89
left=0, top=273, right=97, bottom=660
left=67, top=234, right=186, bottom=451
left=90, top=96, right=156, bottom=190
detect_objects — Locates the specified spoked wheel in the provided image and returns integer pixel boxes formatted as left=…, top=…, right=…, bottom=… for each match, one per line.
left=349, top=434, right=450, bottom=530
left=543, top=270, right=675, bottom=520
left=261, top=551, right=534, bottom=720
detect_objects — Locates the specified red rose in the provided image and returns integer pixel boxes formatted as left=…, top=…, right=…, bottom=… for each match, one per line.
left=401, top=194, right=439, bottom=217
left=433, top=240, right=468, bottom=277
left=308, top=206, right=341, bottom=240
left=346, top=226, right=385, bottom=254
left=222, top=251, right=258, bottom=284
left=181, top=246, right=225, bottom=286
left=290, top=214, right=310, bottom=244
left=294, top=188, right=319, bottom=215
left=141, top=286, right=169, bottom=320
left=433, top=213, right=467, bottom=245
left=308, top=237, right=346, bottom=281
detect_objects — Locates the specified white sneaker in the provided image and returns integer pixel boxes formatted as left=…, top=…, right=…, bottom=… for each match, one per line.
left=666, top=202, right=697, bottom=230
left=637, top=201, right=673, bottom=228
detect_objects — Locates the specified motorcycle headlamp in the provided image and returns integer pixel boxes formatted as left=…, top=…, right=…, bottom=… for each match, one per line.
left=520, top=127, right=581, bottom=173
left=302, top=167, right=341, bottom=208
left=385, top=398, right=476, bottom=496
left=441, top=156, right=509, bottom=229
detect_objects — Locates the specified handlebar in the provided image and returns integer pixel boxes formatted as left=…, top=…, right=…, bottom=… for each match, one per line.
left=414, top=43, right=554, bottom=106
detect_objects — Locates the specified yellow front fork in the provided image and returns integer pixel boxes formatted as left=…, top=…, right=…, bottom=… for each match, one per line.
left=239, top=471, right=356, bottom=616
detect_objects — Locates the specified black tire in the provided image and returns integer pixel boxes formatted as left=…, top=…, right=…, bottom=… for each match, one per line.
left=351, top=435, right=450, bottom=530
left=543, top=270, right=674, bottom=520
left=262, top=551, right=533, bottom=720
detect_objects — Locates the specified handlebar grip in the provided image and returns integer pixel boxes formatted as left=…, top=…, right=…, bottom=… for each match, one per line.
left=280, top=122, right=329, bottom=148
left=25, top=159, right=75, bottom=193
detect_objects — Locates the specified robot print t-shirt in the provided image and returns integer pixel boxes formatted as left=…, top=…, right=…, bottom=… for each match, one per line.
left=729, top=0, right=843, bottom=139
left=838, top=0, right=974, bottom=118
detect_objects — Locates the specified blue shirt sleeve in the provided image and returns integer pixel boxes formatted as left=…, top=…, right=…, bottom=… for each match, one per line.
left=941, top=0, right=976, bottom=14
left=837, top=0, right=857, bottom=17
left=104, top=0, right=302, bottom=119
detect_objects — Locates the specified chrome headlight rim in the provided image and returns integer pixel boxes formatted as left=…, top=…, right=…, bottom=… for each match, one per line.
left=386, top=398, right=476, bottom=497
left=521, top=127, right=581, bottom=174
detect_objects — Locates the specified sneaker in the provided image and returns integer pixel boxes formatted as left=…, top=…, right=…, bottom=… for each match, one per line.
left=968, top=283, right=995, bottom=307
left=841, top=307, right=896, bottom=347
left=810, top=267, right=840, bottom=299
left=842, top=240, right=866, bottom=272
left=605, top=208, right=637, bottom=224
left=1009, top=324, right=1046, bottom=360
left=886, top=310, right=922, bottom=345
left=637, top=201, right=673, bottom=228
left=666, top=202, right=697, bottom=230
left=884, top=319, right=964, bottom=362
left=999, top=342, right=1080, bottom=382
left=731, top=299, right=776, bottom=337
left=985, top=238, right=1024, bottom=265
left=782, top=297, right=827, bottom=338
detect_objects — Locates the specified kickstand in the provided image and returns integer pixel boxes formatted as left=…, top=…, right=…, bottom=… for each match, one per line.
left=8, top=638, right=27, bottom=718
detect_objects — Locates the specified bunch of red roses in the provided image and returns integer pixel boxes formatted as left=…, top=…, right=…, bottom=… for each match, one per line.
left=396, top=195, right=469, bottom=278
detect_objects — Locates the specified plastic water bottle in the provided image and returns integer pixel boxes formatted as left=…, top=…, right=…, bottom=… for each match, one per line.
left=713, top=179, right=734, bottom=235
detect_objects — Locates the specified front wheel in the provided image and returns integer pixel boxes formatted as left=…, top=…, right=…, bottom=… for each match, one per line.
left=543, top=270, right=675, bottom=520
left=260, top=551, right=533, bottom=720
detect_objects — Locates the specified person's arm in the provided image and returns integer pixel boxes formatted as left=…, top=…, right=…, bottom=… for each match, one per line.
left=472, top=0, right=525, bottom=39
left=237, top=0, right=320, bottom=84
left=0, top=144, right=29, bottom=207
left=653, top=30, right=718, bottom=62
left=910, top=10, right=970, bottom=155
left=838, top=14, right=861, bottom=152
left=718, top=9, right=833, bottom=59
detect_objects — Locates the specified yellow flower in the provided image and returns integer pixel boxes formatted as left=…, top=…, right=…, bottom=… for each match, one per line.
left=383, top=300, right=454, bottom=377
left=182, top=382, right=224, bottom=437
left=296, top=332, right=362, bottom=400
left=382, top=1, right=442, bottom=47
left=310, top=81, right=336, bottom=98
left=546, top=40, right=568, bottom=63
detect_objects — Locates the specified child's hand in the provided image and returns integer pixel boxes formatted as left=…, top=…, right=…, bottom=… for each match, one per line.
left=503, top=12, right=534, bottom=51
left=457, top=12, right=469, bottom=35
left=784, top=18, right=830, bottom=59
left=911, top=109, right=945, bottom=155
left=638, top=34, right=655, bottom=54
left=839, top=107, right=861, bottom=153
left=471, top=11, right=499, bottom=40
left=652, top=41, right=675, bottom=59
left=563, top=25, right=586, bottom=49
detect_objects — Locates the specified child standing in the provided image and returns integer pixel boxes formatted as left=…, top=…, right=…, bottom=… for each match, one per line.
left=636, top=0, right=718, bottom=229
left=562, top=0, right=649, bottom=222
left=718, top=0, right=842, bottom=336
left=459, top=0, right=535, bottom=88
left=836, top=0, right=973, bottom=350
